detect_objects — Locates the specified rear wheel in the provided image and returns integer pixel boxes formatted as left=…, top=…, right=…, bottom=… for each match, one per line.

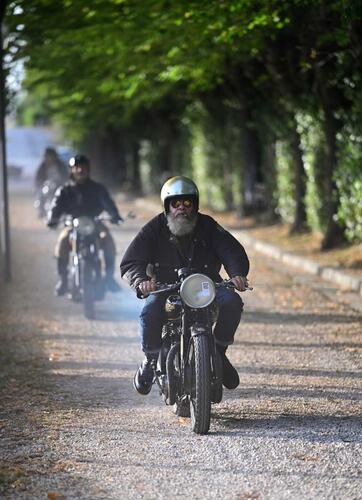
left=81, top=260, right=95, bottom=319
left=211, top=350, right=223, bottom=404
left=189, top=334, right=211, bottom=435
left=173, top=398, right=191, bottom=418
left=94, top=260, right=105, bottom=301
left=166, top=343, right=180, bottom=406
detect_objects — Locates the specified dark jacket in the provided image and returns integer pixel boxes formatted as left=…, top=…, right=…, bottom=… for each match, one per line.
left=35, top=160, right=67, bottom=188
left=47, top=178, right=121, bottom=225
left=120, top=212, right=249, bottom=290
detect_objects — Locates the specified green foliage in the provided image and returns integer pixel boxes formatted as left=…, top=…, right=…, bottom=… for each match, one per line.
left=275, top=140, right=295, bottom=223
left=190, top=121, right=221, bottom=209
left=4, top=0, right=362, bottom=246
left=188, top=102, right=246, bottom=211
left=297, top=113, right=325, bottom=232
left=336, top=136, right=362, bottom=242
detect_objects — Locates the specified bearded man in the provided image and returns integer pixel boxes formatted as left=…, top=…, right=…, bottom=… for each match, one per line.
left=120, top=176, right=250, bottom=395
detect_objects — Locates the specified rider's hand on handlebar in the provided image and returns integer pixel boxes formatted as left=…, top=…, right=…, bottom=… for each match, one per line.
left=231, top=275, right=249, bottom=291
left=138, top=279, right=157, bottom=297
left=47, top=220, right=58, bottom=229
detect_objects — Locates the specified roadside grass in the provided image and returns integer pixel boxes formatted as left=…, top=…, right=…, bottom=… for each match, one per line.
left=242, top=221, right=362, bottom=276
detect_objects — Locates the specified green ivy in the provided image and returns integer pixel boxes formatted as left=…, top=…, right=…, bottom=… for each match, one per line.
left=336, top=137, right=362, bottom=242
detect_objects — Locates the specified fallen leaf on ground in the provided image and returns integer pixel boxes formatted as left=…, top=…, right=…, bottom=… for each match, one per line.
left=47, top=492, right=65, bottom=499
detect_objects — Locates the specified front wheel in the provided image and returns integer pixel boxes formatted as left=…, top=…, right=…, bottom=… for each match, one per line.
left=189, top=334, right=211, bottom=435
left=81, top=260, right=95, bottom=319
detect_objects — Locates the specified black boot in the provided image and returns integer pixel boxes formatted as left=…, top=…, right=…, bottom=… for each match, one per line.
left=216, top=345, right=240, bottom=390
left=133, top=353, right=158, bottom=395
left=55, top=258, right=68, bottom=296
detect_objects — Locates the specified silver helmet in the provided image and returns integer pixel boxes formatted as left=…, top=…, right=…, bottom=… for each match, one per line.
left=160, top=176, right=199, bottom=213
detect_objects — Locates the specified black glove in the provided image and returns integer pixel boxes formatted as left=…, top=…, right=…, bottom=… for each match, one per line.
left=47, top=220, right=58, bottom=229
left=111, top=216, right=124, bottom=224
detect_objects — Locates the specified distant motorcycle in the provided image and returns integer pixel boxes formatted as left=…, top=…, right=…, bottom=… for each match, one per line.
left=34, top=179, right=59, bottom=219
left=66, top=215, right=117, bottom=319
left=65, top=213, right=134, bottom=319
left=148, top=268, right=252, bottom=435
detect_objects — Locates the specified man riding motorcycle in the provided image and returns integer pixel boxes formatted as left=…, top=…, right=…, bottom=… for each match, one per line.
left=47, top=154, right=123, bottom=296
left=120, top=176, right=250, bottom=395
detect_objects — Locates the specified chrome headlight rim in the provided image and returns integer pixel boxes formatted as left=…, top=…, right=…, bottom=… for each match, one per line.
left=73, top=216, right=96, bottom=236
left=180, top=273, right=216, bottom=309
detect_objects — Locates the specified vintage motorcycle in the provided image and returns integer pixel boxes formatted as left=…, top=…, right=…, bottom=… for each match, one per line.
left=149, top=268, right=251, bottom=435
left=65, top=215, right=119, bottom=319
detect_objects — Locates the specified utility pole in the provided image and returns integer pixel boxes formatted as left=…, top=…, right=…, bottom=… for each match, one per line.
left=0, top=1, right=11, bottom=282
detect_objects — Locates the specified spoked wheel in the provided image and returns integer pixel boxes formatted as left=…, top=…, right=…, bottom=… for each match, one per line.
left=81, top=260, right=95, bottom=319
left=189, top=334, right=211, bottom=434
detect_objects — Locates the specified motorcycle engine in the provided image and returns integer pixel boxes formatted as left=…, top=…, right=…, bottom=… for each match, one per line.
left=165, top=295, right=183, bottom=320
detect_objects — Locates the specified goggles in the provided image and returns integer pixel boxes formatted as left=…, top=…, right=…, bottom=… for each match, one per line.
left=170, top=198, right=193, bottom=209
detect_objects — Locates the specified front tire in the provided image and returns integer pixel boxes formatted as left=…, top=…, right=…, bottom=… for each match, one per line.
left=81, top=260, right=95, bottom=319
left=189, top=334, right=211, bottom=435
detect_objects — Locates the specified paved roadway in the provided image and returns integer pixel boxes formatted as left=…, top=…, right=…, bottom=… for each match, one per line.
left=0, top=186, right=361, bottom=499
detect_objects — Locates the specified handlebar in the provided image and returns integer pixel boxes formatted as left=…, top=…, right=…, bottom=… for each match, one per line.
left=147, top=278, right=253, bottom=297
left=62, top=212, right=137, bottom=226
left=149, top=282, right=180, bottom=295
left=219, top=279, right=253, bottom=291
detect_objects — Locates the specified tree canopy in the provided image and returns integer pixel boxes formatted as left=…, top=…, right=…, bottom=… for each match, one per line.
left=4, top=0, right=362, bottom=246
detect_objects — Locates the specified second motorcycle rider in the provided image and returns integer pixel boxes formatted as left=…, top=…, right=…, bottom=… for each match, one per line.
left=47, top=154, right=124, bottom=296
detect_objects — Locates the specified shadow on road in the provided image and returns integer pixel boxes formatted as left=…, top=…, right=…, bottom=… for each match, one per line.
left=233, top=364, right=362, bottom=380
left=38, top=369, right=162, bottom=411
left=234, top=339, right=362, bottom=350
left=243, top=310, right=362, bottom=325
left=211, top=412, right=362, bottom=443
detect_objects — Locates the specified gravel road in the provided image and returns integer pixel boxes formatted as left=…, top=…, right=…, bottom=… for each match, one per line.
left=0, top=187, right=361, bottom=499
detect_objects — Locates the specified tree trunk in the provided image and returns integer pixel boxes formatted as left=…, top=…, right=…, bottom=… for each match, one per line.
left=222, top=146, right=234, bottom=211
left=289, top=117, right=308, bottom=234
left=262, top=137, right=279, bottom=222
left=130, top=140, right=142, bottom=194
left=84, top=128, right=127, bottom=187
left=239, top=107, right=259, bottom=215
left=320, top=107, right=345, bottom=249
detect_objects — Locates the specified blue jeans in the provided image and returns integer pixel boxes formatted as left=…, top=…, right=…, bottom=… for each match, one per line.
left=139, top=288, right=243, bottom=354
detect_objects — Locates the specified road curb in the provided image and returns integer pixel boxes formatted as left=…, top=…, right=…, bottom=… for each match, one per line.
left=237, top=232, right=362, bottom=296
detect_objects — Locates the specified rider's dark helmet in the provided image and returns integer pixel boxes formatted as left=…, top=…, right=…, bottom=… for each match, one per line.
left=68, top=154, right=90, bottom=169
left=160, top=176, right=199, bottom=214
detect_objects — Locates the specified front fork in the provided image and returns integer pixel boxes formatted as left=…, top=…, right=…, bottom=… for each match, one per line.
left=70, top=234, right=99, bottom=289
left=181, top=308, right=217, bottom=394
left=71, top=235, right=81, bottom=288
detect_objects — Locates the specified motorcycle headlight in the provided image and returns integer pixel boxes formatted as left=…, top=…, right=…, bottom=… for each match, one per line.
left=73, top=216, right=96, bottom=236
left=180, top=274, right=216, bottom=308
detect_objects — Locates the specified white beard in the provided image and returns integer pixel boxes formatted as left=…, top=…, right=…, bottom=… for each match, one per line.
left=167, top=212, right=197, bottom=237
